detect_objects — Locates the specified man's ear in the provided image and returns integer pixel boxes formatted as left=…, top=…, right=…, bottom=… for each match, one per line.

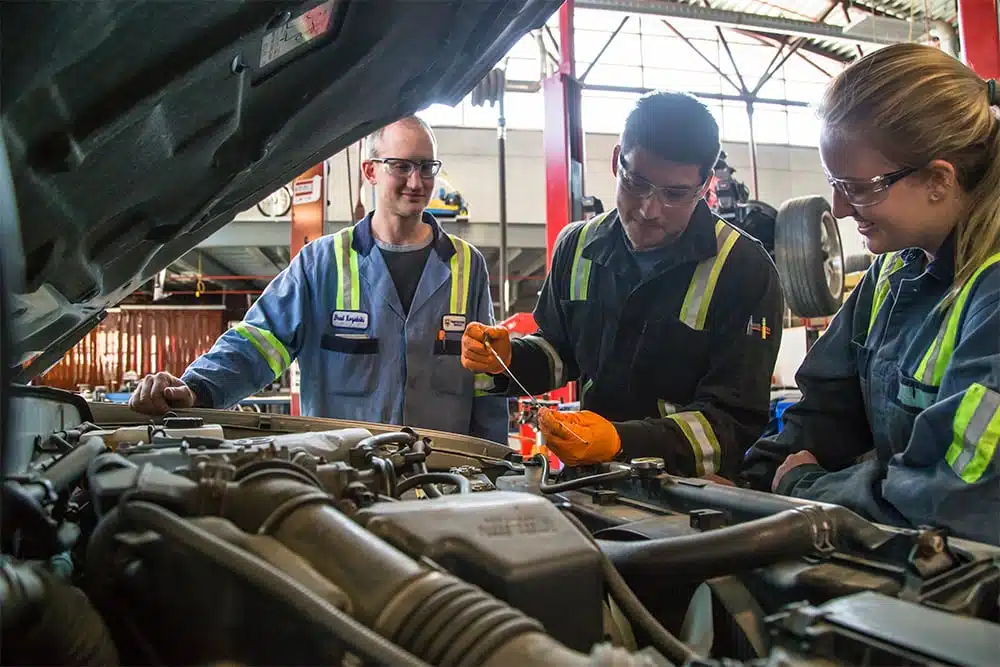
left=361, top=160, right=378, bottom=184
left=611, top=145, right=621, bottom=178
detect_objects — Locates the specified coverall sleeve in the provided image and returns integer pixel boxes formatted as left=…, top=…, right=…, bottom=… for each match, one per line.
left=468, top=254, right=511, bottom=444
left=776, top=288, right=1000, bottom=545
left=742, top=270, right=877, bottom=491
left=180, top=247, right=312, bottom=409
left=613, top=243, right=786, bottom=478
left=503, top=224, right=583, bottom=395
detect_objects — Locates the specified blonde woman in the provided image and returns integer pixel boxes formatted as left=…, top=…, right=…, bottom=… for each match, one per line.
left=744, top=43, right=1000, bottom=546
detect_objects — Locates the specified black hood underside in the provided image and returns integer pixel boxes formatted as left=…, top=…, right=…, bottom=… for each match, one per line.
left=2, top=0, right=559, bottom=375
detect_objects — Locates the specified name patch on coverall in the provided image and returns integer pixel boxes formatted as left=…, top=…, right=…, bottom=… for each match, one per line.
left=442, top=314, right=467, bottom=332
left=332, top=310, right=369, bottom=330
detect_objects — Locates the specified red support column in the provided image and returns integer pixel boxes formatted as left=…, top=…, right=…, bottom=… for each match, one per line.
left=288, top=162, right=326, bottom=415
left=958, top=0, right=1000, bottom=79
left=542, top=0, right=584, bottom=404
left=543, top=0, right=585, bottom=269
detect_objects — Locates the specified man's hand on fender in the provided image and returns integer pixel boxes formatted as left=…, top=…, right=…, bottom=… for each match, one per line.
left=772, top=450, right=819, bottom=492
left=129, top=372, right=197, bottom=415
left=537, top=408, right=621, bottom=466
left=461, top=322, right=511, bottom=374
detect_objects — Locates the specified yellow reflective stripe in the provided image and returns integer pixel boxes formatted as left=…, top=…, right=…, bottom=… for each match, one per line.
left=916, top=252, right=1000, bottom=386
left=569, top=213, right=610, bottom=301
left=474, top=373, right=494, bottom=397
left=679, top=221, right=739, bottom=330
left=233, top=322, right=291, bottom=380
left=333, top=228, right=360, bottom=311
left=868, top=252, right=905, bottom=334
left=667, top=411, right=721, bottom=476
left=947, top=383, right=1000, bottom=484
left=448, top=235, right=473, bottom=315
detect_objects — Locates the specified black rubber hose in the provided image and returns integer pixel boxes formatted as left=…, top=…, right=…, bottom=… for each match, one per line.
left=533, top=453, right=631, bottom=494
left=598, top=506, right=833, bottom=583
left=41, top=436, right=107, bottom=494
left=559, top=510, right=700, bottom=666
left=397, top=472, right=471, bottom=497
left=357, top=431, right=418, bottom=451
left=122, top=500, right=431, bottom=667
left=0, top=561, right=119, bottom=666
left=412, top=461, right=443, bottom=498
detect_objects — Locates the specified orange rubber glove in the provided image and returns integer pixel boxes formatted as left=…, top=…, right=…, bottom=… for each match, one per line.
left=461, top=322, right=511, bottom=374
left=537, top=408, right=622, bottom=467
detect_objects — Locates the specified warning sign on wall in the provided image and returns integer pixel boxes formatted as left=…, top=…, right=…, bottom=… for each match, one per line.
left=292, top=175, right=322, bottom=205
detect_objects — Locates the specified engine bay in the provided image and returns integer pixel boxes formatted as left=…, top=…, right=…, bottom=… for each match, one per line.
left=3, top=385, right=999, bottom=667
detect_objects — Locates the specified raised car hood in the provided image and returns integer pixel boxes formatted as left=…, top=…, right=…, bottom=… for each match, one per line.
left=1, top=0, right=558, bottom=376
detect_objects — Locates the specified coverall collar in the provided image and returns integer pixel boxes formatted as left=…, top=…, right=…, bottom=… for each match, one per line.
left=584, top=200, right=719, bottom=275
left=352, top=210, right=457, bottom=261
left=351, top=210, right=460, bottom=321
left=925, top=230, right=956, bottom=282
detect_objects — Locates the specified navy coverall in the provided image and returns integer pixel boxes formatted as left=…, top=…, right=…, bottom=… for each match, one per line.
left=489, top=202, right=784, bottom=478
left=744, top=236, right=1000, bottom=546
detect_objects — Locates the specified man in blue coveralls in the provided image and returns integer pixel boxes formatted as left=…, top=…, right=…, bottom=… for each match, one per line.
left=129, top=116, right=508, bottom=443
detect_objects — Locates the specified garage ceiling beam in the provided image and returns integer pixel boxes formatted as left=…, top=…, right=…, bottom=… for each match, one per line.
left=172, top=251, right=257, bottom=291
left=575, top=0, right=899, bottom=46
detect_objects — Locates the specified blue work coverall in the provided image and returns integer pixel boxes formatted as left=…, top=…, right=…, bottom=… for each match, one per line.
left=181, top=213, right=509, bottom=444
left=744, top=235, right=1000, bottom=545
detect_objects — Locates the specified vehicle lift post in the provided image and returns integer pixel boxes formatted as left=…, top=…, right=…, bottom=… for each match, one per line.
left=957, top=0, right=1000, bottom=80
left=288, top=163, right=327, bottom=416
left=543, top=0, right=583, bottom=404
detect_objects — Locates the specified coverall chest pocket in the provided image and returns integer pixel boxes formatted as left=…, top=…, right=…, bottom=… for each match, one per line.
left=321, top=334, right=379, bottom=397
left=430, top=353, right=468, bottom=397
left=635, top=315, right=710, bottom=391
left=560, top=299, right=608, bottom=376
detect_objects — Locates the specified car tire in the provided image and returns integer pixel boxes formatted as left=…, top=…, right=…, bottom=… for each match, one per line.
left=774, top=196, right=845, bottom=318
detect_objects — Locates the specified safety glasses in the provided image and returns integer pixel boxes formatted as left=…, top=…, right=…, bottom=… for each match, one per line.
left=826, top=166, right=917, bottom=208
left=371, top=157, right=442, bottom=179
left=617, top=155, right=707, bottom=206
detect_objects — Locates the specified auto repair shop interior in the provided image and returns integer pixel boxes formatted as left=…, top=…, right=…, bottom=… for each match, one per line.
left=3, top=1, right=1000, bottom=666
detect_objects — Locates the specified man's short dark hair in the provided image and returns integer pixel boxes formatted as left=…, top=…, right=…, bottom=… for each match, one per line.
left=620, top=91, right=721, bottom=182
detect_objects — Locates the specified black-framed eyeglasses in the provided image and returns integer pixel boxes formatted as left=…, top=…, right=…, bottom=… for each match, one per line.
left=371, top=157, right=442, bottom=179
left=617, top=155, right=707, bottom=206
left=826, top=166, right=918, bottom=208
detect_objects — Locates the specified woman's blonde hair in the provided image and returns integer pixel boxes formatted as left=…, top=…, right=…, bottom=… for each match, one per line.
left=817, top=43, right=1000, bottom=305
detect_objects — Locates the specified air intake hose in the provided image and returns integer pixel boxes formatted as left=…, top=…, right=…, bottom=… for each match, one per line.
left=598, top=505, right=890, bottom=582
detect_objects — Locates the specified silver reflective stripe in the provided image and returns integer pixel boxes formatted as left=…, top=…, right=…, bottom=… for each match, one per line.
left=668, top=411, right=721, bottom=476
left=952, top=388, right=1000, bottom=477
left=524, top=334, right=565, bottom=387
left=474, top=373, right=495, bottom=396
left=233, top=322, right=290, bottom=379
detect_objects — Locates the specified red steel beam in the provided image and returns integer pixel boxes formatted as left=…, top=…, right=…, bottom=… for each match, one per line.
left=543, top=0, right=586, bottom=268
left=958, top=0, right=1000, bottom=79
left=288, top=162, right=326, bottom=415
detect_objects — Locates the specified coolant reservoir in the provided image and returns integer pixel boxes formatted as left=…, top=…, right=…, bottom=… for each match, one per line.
left=89, top=417, right=225, bottom=448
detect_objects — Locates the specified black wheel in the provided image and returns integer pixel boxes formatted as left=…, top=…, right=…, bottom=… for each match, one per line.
left=844, top=252, right=873, bottom=274
left=774, top=196, right=844, bottom=318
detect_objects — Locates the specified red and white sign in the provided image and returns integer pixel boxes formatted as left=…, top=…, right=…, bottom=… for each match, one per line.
left=292, top=175, right=322, bottom=205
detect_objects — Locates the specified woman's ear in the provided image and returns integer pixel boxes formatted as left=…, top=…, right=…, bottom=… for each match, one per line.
left=925, top=159, right=959, bottom=202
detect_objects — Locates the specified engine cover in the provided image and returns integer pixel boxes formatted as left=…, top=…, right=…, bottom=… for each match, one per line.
left=355, top=491, right=604, bottom=651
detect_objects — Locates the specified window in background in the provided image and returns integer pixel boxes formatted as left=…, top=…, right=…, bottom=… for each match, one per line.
left=418, top=7, right=844, bottom=148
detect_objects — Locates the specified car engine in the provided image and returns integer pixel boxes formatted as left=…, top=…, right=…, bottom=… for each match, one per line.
left=2, top=386, right=999, bottom=667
